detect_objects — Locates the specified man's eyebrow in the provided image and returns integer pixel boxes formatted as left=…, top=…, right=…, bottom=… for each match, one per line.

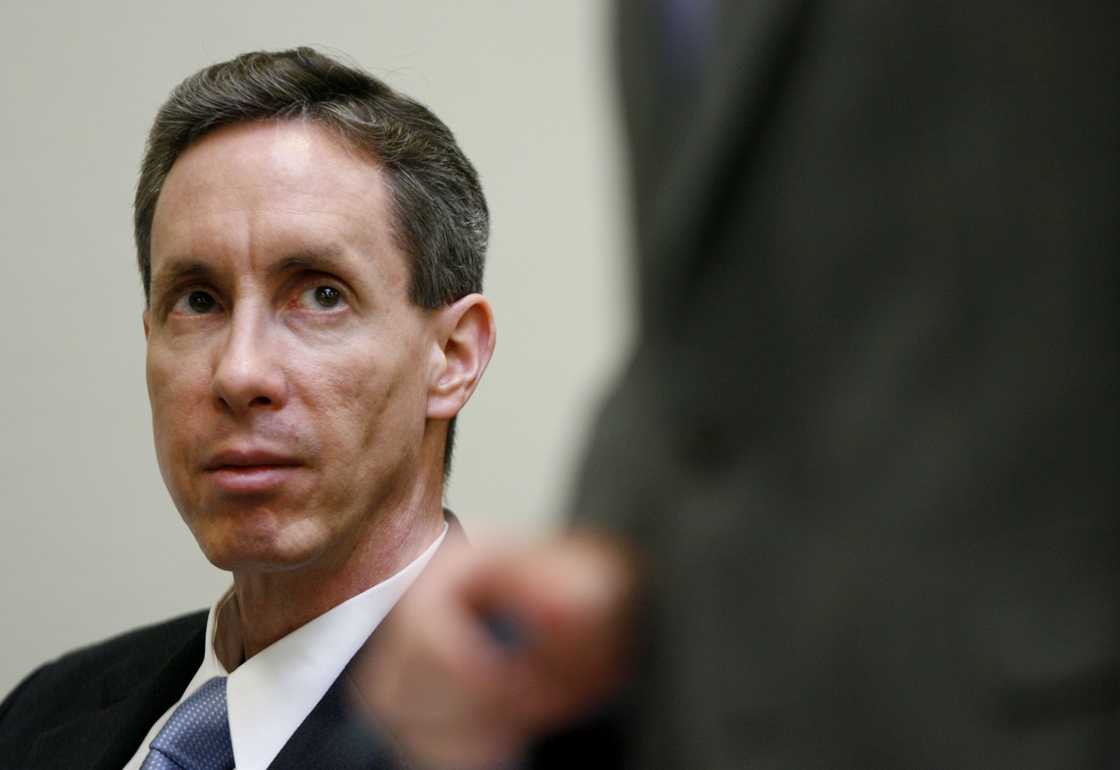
left=150, top=260, right=216, bottom=300
left=268, top=247, right=351, bottom=279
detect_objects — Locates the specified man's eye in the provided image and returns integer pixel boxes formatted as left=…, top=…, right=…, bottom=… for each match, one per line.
left=172, top=290, right=218, bottom=314
left=299, top=285, right=346, bottom=310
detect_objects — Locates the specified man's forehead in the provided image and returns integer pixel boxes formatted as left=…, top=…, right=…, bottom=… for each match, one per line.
left=149, top=119, right=403, bottom=290
left=157, top=120, right=384, bottom=209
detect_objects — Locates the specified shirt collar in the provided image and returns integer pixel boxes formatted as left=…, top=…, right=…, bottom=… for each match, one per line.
left=196, top=521, right=447, bottom=770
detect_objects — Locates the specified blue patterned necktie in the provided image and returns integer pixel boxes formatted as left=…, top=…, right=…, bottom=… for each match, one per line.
left=140, top=676, right=234, bottom=770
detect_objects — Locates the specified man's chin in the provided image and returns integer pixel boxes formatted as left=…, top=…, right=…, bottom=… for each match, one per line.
left=193, top=520, right=328, bottom=574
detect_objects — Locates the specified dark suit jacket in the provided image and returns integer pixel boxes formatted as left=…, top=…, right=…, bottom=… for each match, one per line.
left=0, top=611, right=400, bottom=769
left=559, top=1, right=1120, bottom=768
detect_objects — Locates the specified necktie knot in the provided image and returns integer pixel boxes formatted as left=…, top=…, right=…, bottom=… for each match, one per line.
left=141, top=676, right=234, bottom=770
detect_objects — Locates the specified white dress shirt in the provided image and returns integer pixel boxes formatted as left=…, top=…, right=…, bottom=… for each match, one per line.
left=123, top=522, right=447, bottom=770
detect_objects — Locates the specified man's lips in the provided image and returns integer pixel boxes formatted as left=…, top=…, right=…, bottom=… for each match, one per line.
left=204, top=448, right=303, bottom=470
left=203, top=449, right=304, bottom=494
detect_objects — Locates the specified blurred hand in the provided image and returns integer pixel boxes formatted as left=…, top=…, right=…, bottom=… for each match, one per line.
left=355, top=533, right=639, bottom=770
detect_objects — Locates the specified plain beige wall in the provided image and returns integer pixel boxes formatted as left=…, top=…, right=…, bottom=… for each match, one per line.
left=0, top=1, right=631, bottom=697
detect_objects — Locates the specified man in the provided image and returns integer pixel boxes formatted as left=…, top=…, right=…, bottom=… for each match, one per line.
left=362, top=1, right=1120, bottom=769
left=0, top=47, right=496, bottom=769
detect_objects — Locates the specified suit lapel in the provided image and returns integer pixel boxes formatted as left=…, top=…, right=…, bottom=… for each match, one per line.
left=268, top=665, right=404, bottom=769
left=25, top=620, right=205, bottom=770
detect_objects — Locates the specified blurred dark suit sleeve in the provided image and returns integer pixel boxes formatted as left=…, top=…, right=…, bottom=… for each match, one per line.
left=544, top=1, right=1119, bottom=768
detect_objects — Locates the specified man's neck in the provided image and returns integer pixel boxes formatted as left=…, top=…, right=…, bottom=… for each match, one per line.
left=219, top=500, right=445, bottom=668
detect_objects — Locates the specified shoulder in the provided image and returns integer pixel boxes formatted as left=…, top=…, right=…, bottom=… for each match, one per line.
left=0, top=610, right=207, bottom=732
left=12, top=610, right=208, bottom=697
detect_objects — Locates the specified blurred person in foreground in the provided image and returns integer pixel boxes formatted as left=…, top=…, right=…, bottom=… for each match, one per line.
left=0, top=48, right=496, bottom=769
left=360, top=1, right=1119, bottom=768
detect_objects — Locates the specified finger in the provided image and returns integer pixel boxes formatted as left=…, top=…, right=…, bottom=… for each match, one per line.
left=452, top=536, right=640, bottom=725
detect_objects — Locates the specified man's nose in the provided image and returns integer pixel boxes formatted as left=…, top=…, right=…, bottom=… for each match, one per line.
left=211, top=307, right=288, bottom=415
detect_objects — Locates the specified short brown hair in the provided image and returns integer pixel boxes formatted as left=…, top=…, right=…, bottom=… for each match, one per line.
left=135, top=47, right=489, bottom=476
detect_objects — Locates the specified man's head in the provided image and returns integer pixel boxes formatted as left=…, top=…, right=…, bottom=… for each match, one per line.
left=138, top=49, right=494, bottom=572
left=136, top=47, right=488, bottom=312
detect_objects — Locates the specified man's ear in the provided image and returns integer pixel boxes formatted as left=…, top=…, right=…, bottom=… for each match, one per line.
left=143, top=308, right=151, bottom=340
left=427, top=293, right=496, bottom=420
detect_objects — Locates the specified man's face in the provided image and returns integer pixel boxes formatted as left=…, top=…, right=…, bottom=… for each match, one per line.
left=145, top=120, right=438, bottom=572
